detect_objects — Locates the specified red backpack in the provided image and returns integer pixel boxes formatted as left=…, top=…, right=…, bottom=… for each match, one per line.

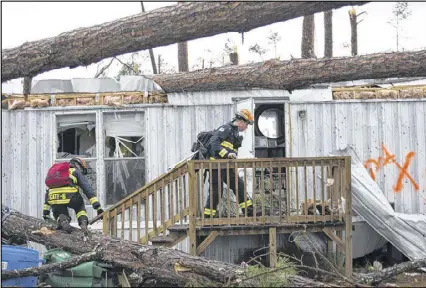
left=45, top=162, right=72, bottom=189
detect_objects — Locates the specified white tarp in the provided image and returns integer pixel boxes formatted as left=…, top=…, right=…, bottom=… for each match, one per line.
left=330, top=146, right=426, bottom=261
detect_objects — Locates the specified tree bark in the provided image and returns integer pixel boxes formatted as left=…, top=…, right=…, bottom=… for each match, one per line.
left=178, top=42, right=189, bottom=72
left=349, top=9, right=358, bottom=56
left=289, top=275, right=339, bottom=287
left=147, top=50, right=426, bottom=93
left=2, top=251, right=101, bottom=280
left=141, top=2, right=158, bottom=74
left=1, top=2, right=367, bottom=82
left=1, top=206, right=250, bottom=287
left=301, top=15, right=316, bottom=59
left=355, top=259, right=426, bottom=285
left=23, top=77, right=32, bottom=95
left=229, top=52, right=239, bottom=65
left=324, top=11, right=333, bottom=58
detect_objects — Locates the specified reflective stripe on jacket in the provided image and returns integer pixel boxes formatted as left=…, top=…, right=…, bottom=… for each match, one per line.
left=208, top=122, right=240, bottom=159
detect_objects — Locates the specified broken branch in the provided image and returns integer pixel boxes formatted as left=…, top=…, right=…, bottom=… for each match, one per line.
left=2, top=251, right=102, bottom=280
left=355, top=258, right=426, bottom=285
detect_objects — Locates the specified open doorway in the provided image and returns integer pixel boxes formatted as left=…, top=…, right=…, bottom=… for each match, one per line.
left=254, top=103, right=285, bottom=158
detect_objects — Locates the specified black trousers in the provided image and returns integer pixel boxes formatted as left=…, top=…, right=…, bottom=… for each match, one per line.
left=51, top=193, right=88, bottom=226
left=204, top=168, right=252, bottom=213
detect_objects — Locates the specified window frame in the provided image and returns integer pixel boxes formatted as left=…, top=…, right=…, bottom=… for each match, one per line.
left=51, top=110, right=148, bottom=209
left=101, top=111, right=147, bottom=207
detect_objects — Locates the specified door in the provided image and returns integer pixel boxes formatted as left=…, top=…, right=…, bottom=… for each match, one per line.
left=235, top=98, right=255, bottom=198
left=235, top=98, right=255, bottom=159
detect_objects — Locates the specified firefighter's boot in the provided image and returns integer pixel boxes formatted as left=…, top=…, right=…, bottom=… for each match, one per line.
left=57, top=214, right=72, bottom=233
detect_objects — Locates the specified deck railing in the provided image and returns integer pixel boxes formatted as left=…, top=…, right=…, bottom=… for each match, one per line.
left=191, top=157, right=350, bottom=226
left=99, top=156, right=351, bottom=246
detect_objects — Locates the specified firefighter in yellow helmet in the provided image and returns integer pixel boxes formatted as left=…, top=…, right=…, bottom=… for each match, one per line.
left=43, top=157, right=104, bottom=232
left=204, top=109, right=259, bottom=217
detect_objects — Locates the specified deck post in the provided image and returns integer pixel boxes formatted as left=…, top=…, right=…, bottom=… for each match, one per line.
left=344, top=157, right=353, bottom=277
left=188, top=161, right=197, bottom=256
left=269, top=227, right=277, bottom=268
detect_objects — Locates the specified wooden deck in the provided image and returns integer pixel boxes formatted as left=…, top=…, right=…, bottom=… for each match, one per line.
left=94, top=156, right=353, bottom=277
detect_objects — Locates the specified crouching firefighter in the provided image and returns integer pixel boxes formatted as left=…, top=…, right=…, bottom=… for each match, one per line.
left=204, top=109, right=260, bottom=218
left=43, top=157, right=104, bottom=232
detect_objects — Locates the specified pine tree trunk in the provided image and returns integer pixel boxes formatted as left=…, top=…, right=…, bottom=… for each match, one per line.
left=141, top=2, right=158, bottom=74
left=302, top=15, right=316, bottom=59
left=349, top=10, right=358, bottom=56
left=148, top=50, right=426, bottom=93
left=1, top=1, right=366, bottom=82
left=178, top=42, right=189, bottom=72
left=229, top=52, right=239, bottom=65
left=1, top=206, right=253, bottom=287
left=324, top=10, right=333, bottom=58
left=23, top=77, right=32, bottom=95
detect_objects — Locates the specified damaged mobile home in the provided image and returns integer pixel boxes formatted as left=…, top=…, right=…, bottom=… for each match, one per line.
left=1, top=76, right=426, bottom=270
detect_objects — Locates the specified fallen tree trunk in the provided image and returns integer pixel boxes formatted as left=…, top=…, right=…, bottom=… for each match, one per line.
left=289, top=275, right=340, bottom=287
left=2, top=251, right=101, bottom=280
left=1, top=1, right=367, bottom=82
left=355, top=258, right=426, bottom=285
left=148, top=50, right=426, bottom=93
left=1, top=206, right=249, bottom=287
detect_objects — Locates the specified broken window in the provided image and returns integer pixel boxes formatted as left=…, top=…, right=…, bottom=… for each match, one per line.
left=55, top=113, right=98, bottom=206
left=56, top=114, right=97, bottom=158
left=103, top=112, right=146, bottom=205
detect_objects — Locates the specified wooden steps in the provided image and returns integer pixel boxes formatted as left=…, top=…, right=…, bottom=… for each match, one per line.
left=150, top=231, right=187, bottom=248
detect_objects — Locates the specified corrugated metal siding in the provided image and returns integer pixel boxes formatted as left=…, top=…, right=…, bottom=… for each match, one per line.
left=167, top=88, right=330, bottom=106
left=286, top=100, right=426, bottom=214
left=1, top=110, right=53, bottom=218
left=146, top=105, right=233, bottom=180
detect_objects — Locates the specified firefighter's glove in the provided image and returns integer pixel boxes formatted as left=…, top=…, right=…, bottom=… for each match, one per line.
left=92, top=201, right=101, bottom=210
left=43, top=209, right=51, bottom=221
left=234, top=135, right=244, bottom=149
left=228, top=153, right=237, bottom=159
left=96, top=208, right=104, bottom=216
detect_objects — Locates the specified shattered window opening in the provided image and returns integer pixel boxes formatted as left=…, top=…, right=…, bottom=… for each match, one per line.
left=56, top=114, right=97, bottom=159
left=103, top=112, right=146, bottom=206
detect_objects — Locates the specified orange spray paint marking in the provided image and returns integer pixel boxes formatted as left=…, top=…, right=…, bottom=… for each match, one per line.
left=381, top=144, right=396, bottom=165
left=392, top=151, right=419, bottom=192
left=364, top=158, right=381, bottom=180
left=364, top=144, right=419, bottom=193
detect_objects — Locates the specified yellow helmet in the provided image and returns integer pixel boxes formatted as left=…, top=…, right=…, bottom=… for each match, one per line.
left=235, top=109, right=254, bottom=125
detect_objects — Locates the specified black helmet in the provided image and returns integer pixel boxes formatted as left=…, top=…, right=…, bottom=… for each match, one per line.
left=70, top=157, right=88, bottom=175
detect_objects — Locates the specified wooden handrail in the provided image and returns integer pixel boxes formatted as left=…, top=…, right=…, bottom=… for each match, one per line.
left=98, top=156, right=352, bottom=249
left=91, top=160, right=189, bottom=224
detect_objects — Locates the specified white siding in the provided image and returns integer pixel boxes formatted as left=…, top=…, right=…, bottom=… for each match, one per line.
left=286, top=100, right=426, bottom=214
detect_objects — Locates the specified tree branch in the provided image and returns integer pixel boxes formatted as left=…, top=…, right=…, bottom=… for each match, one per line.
left=94, top=58, right=115, bottom=78
left=114, top=57, right=139, bottom=75
left=2, top=251, right=102, bottom=280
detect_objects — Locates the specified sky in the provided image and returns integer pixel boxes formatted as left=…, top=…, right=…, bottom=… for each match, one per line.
left=2, top=1, right=426, bottom=93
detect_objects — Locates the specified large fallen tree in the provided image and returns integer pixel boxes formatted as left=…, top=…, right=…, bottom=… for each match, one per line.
left=1, top=206, right=245, bottom=287
left=1, top=1, right=367, bottom=82
left=148, top=50, right=426, bottom=93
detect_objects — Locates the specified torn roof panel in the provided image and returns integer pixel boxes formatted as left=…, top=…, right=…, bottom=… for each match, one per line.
left=30, top=76, right=164, bottom=94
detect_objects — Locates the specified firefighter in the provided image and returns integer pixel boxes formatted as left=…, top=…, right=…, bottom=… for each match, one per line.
left=43, top=157, right=104, bottom=232
left=204, top=109, right=259, bottom=217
